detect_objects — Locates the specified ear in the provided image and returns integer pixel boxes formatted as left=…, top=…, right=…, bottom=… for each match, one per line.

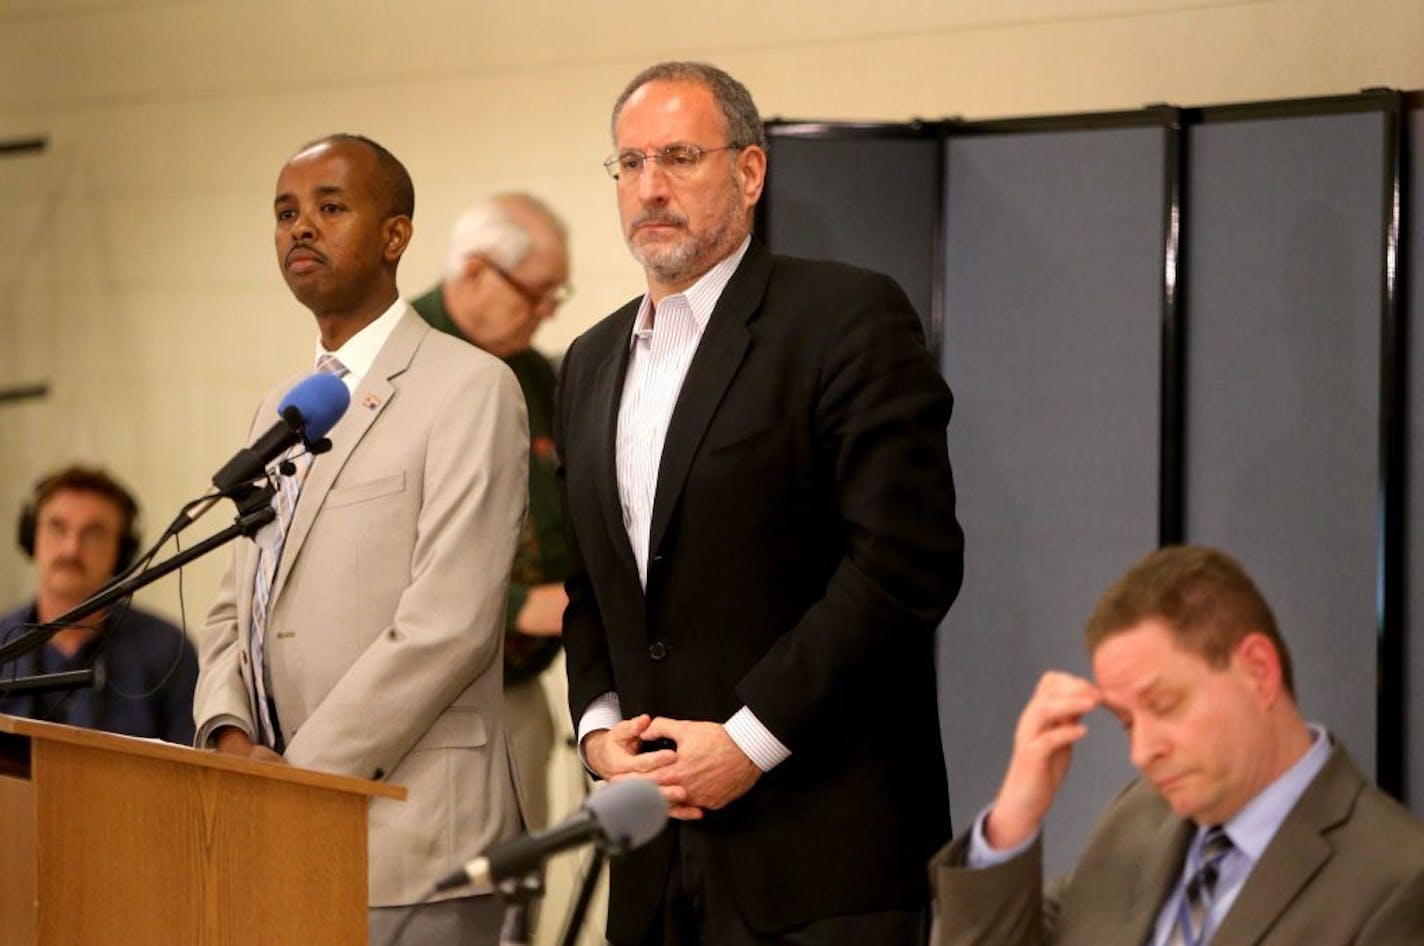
left=735, top=144, right=767, bottom=208
left=1233, top=632, right=1284, bottom=706
left=382, top=215, right=414, bottom=263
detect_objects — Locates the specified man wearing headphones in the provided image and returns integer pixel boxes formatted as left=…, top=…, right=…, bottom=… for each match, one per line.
left=1, top=465, right=198, bottom=743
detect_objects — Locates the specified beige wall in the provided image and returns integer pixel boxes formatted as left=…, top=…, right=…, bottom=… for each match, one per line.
left=0, top=0, right=1420, bottom=940
left=4, top=0, right=1421, bottom=624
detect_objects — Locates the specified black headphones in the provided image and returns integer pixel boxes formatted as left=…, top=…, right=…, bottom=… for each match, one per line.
left=16, top=467, right=143, bottom=576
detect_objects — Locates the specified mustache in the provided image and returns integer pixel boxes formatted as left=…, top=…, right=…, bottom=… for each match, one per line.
left=286, top=242, right=328, bottom=265
left=630, top=208, right=688, bottom=230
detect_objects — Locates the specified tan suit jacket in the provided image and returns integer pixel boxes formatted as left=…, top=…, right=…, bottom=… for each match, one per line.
left=193, top=306, right=529, bottom=906
left=932, top=745, right=1424, bottom=945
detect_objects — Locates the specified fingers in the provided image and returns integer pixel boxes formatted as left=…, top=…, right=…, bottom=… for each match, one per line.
left=591, top=716, right=658, bottom=777
left=1019, top=672, right=1101, bottom=738
left=1032, top=671, right=1100, bottom=706
left=622, top=748, right=678, bottom=773
left=668, top=805, right=705, bottom=821
left=640, top=716, right=684, bottom=742
left=1025, top=694, right=1099, bottom=738
left=609, top=714, right=653, bottom=741
left=1034, top=722, right=1090, bottom=754
left=593, top=742, right=674, bottom=779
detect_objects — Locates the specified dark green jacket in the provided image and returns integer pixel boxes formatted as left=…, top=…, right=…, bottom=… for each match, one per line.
left=412, top=285, right=568, bottom=683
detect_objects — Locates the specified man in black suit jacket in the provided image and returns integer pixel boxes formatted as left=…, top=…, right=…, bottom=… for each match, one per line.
left=556, top=61, right=965, bottom=946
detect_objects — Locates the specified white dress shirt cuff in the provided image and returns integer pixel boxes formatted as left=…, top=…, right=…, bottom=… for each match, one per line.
left=966, top=804, right=1039, bottom=869
left=576, top=691, right=624, bottom=769
left=724, top=706, right=791, bottom=772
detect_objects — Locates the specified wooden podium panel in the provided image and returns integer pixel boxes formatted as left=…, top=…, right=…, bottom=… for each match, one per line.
left=0, top=714, right=403, bottom=946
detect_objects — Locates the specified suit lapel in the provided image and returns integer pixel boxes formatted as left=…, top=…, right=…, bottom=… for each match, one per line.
left=1126, top=817, right=1195, bottom=945
left=268, top=308, right=421, bottom=605
left=647, top=243, right=771, bottom=558
left=1211, top=746, right=1356, bottom=945
left=590, top=303, right=640, bottom=577
left=1069, top=812, right=1191, bottom=946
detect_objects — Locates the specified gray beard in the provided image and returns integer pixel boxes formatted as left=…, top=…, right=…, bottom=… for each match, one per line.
left=629, top=207, right=747, bottom=287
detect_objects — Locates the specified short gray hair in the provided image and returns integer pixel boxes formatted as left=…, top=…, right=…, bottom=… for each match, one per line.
left=611, top=61, right=766, bottom=150
left=444, top=193, right=566, bottom=280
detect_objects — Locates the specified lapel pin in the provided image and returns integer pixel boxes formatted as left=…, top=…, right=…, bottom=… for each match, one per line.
left=362, top=393, right=382, bottom=411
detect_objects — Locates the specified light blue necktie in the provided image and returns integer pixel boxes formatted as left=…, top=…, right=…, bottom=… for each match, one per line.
left=248, top=353, right=348, bottom=748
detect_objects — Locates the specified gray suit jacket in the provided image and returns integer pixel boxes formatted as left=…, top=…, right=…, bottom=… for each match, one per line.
left=193, top=306, right=529, bottom=906
left=932, top=745, right=1424, bottom=945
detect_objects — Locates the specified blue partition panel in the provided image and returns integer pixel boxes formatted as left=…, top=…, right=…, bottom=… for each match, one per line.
left=1183, top=109, right=1385, bottom=778
left=940, top=124, right=1165, bottom=877
left=763, top=130, right=941, bottom=335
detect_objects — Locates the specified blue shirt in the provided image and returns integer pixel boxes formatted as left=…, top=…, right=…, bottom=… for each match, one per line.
left=0, top=602, right=198, bottom=744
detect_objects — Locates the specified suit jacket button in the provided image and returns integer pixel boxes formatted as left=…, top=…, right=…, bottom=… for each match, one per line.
left=372, top=768, right=385, bottom=780
left=648, top=641, right=668, bottom=660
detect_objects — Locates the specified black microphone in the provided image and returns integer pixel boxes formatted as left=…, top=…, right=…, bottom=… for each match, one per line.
left=435, top=779, right=667, bottom=893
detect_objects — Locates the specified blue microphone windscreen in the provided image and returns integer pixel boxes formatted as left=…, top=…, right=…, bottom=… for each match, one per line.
left=279, top=372, right=351, bottom=439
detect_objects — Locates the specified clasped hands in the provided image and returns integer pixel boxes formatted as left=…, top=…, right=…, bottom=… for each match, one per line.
left=582, top=714, right=762, bottom=820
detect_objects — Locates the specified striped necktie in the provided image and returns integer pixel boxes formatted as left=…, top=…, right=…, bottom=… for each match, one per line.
left=1167, top=826, right=1234, bottom=946
left=248, top=353, right=349, bottom=749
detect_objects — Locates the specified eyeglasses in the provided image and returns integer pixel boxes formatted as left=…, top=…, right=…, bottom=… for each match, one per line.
left=602, top=143, right=743, bottom=182
left=482, top=257, right=573, bottom=309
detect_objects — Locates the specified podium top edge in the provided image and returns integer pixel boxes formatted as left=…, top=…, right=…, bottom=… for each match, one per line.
left=0, top=713, right=406, bottom=801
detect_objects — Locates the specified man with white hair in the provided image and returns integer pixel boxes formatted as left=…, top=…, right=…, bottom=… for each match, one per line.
left=413, top=193, right=573, bottom=841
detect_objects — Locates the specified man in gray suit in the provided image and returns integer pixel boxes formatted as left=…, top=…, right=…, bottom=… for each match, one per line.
left=933, top=545, right=1424, bottom=946
left=193, top=134, right=529, bottom=945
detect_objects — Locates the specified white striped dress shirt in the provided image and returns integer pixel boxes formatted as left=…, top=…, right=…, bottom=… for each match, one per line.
left=578, top=237, right=791, bottom=772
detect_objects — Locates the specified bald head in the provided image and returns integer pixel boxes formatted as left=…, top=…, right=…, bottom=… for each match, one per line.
left=293, top=133, right=415, bottom=220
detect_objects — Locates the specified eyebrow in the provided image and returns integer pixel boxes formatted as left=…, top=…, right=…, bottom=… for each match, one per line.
left=274, top=184, right=347, bottom=207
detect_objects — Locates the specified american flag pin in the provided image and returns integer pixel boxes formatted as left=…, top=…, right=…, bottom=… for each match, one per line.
left=362, top=393, right=382, bottom=410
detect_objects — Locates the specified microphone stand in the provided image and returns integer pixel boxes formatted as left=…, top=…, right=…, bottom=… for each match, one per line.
left=557, top=845, right=605, bottom=946
left=0, top=482, right=276, bottom=693
left=557, top=750, right=607, bottom=946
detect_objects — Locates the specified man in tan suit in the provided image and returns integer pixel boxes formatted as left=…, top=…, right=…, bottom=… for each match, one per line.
left=933, top=545, right=1424, bottom=946
left=193, top=134, right=528, bottom=946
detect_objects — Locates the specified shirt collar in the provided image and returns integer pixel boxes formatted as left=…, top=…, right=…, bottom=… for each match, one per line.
left=1216, top=723, right=1332, bottom=861
left=628, top=236, right=752, bottom=348
left=312, top=298, right=406, bottom=386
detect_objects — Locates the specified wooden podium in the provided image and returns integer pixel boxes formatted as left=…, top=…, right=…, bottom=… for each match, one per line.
left=0, top=713, right=404, bottom=945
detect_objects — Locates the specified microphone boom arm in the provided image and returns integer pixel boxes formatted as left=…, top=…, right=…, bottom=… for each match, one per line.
left=0, top=486, right=276, bottom=667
